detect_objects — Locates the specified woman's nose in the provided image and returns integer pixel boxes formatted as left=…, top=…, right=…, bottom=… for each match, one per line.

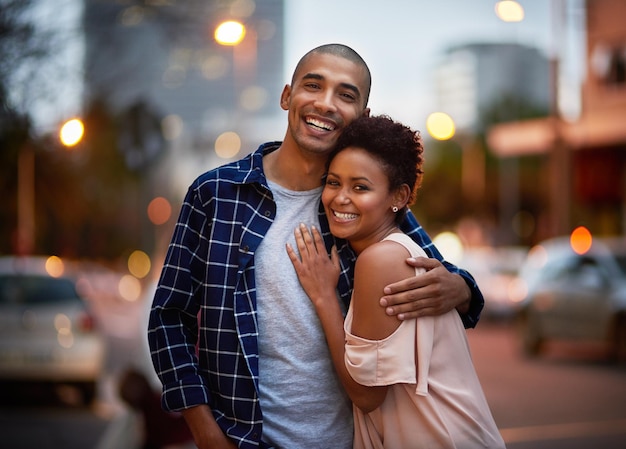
left=335, top=189, right=351, bottom=204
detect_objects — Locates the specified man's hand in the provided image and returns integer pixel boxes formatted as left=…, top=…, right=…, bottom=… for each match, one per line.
left=380, top=257, right=470, bottom=320
left=182, top=405, right=237, bottom=449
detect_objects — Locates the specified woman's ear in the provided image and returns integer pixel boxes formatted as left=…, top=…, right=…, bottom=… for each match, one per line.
left=394, top=184, right=411, bottom=209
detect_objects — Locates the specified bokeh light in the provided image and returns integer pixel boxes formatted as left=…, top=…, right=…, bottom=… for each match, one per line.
left=128, top=250, right=151, bottom=279
left=570, top=226, right=592, bottom=255
left=512, top=210, right=535, bottom=238
left=147, top=196, right=172, bottom=225
left=59, top=118, right=85, bottom=147
left=118, top=274, right=142, bottom=302
left=215, top=20, right=246, bottom=46
left=432, top=231, right=464, bottom=264
left=45, top=256, right=65, bottom=278
left=426, top=112, right=455, bottom=141
left=162, top=114, right=184, bottom=141
left=201, top=54, right=229, bottom=80
left=215, top=131, right=241, bottom=159
left=495, top=1, right=525, bottom=22
left=527, top=244, right=548, bottom=270
left=55, top=313, right=74, bottom=348
left=240, top=85, right=268, bottom=111
left=230, top=0, right=256, bottom=17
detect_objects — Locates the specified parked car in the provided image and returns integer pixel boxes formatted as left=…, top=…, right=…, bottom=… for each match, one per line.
left=0, top=256, right=105, bottom=404
left=460, top=246, right=528, bottom=320
left=516, top=237, right=626, bottom=361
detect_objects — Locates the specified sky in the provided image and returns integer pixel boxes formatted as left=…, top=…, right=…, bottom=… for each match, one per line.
left=284, top=0, right=582, bottom=128
left=29, top=0, right=584, bottom=135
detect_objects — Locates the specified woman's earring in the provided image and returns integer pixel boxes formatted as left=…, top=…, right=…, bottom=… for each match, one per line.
left=392, top=206, right=399, bottom=213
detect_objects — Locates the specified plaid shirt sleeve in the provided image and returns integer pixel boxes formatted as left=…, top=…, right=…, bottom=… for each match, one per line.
left=401, top=210, right=484, bottom=328
left=147, top=180, right=212, bottom=411
left=147, top=145, right=276, bottom=448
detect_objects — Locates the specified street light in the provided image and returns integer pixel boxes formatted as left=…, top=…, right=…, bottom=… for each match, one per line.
left=426, top=112, right=455, bottom=141
left=214, top=19, right=257, bottom=93
left=59, top=118, right=85, bottom=147
left=495, top=1, right=525, bottom=23
left=16, top=118, right=84, bottom=255
left=426, top=112, right=484, bottom=202
left=214, top=20, right=246, bottom=46
left=213, top=19, right=258, bottom=161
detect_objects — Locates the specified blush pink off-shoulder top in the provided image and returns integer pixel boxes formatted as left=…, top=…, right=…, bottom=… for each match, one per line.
left=344, top=233, right=506, bottom=449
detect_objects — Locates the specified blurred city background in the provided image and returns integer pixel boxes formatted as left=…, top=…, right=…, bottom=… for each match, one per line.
left=1, top=0, right=625, bottom=448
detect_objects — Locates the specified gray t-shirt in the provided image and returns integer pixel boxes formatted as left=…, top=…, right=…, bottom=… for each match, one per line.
left=256, top=180, right=353, bottom=448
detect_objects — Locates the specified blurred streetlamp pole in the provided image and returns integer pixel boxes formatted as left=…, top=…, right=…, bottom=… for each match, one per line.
left=16, top=118, right=84, bottom=255
left=493, top=1, right=524, bottom=244
left=16, top=141, right=35, bottom=255
left=426, top=112, right=484, bottom=202
left=214, top=20, right=257, bottom=100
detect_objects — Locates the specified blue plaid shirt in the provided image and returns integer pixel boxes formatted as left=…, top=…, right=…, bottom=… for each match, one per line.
left=148, top=142, right=484, bottom=449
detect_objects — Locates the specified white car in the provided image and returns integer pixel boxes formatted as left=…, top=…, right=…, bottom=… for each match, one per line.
left=516, top=237, right=626, bottom=361
left=0, top=256, right=105, bottom=404
left=460, top=246, right=528, bottom=320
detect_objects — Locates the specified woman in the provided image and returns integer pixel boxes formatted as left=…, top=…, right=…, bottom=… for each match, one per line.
left=287, top=115, right=505, bottom=448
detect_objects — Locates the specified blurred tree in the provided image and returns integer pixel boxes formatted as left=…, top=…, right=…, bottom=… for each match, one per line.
left=0, top=1, right=160, bottom=258
left=35, top=99, right=146, bottom=259
left=0, top=0, right=52, bottom=254
left=0, top=96, right=30, bottom=254
left=0, top=0, right=62, bottom=122
left=414, top=92, right=549, bottom=246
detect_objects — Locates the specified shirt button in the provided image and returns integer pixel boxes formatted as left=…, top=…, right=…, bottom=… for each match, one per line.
left=264, top=210, right=271, bottom=217
left=242, top=245, right=249, bottom=253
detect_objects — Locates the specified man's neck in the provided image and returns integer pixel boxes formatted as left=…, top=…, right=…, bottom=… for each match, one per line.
left=263, top=145, right=326, bottom=191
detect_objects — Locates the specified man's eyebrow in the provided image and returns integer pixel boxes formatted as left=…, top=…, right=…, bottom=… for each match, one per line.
left=301, top=72, right=362, bottom=99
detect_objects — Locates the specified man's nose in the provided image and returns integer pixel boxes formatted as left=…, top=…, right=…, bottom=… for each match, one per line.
left=313, top=90, right=337, bottom=112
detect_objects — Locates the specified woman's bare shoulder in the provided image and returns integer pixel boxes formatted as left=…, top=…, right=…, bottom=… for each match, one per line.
left=355, top=238, right=416, bottom=290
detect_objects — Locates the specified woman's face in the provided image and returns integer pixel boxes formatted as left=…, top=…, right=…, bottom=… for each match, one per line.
left=322, top=147, right=399, bottom=254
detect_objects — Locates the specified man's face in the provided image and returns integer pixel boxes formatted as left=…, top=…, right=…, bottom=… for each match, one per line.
left=280, top=52, right=371, bottom=157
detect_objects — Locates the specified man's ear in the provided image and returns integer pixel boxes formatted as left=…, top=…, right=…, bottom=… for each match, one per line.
left=362, top=107, right=371, bottom=117
left=280, top=84, right=291, bottom=110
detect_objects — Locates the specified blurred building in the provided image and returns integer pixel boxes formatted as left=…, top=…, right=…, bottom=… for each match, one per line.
left=436, top=42, right=550, bottom=132
left=82, top=0, right=285, bottom=196
left=432, top=42, right=551, bottom=246
left=488, top=0, right=626, bottom=240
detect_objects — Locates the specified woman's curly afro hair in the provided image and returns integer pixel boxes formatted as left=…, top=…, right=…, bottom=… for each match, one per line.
left=327, top=114, right=424, bottom=220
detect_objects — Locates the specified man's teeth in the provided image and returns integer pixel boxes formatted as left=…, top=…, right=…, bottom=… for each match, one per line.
left=307, top=118, right=334, bottom=131
left=334, top=211, right=358, bottom=220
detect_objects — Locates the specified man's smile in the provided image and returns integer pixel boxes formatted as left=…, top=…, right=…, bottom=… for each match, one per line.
left=305, top=116, right=336, bottom=132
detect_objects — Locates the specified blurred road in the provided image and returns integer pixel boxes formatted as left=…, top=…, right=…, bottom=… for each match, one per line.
left=1, top=300, right=625, bottom=448
left=468, top=320, right=626, bottom=449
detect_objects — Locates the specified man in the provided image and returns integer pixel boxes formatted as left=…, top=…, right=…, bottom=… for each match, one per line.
left=148, top=43, right=484, bottom=449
